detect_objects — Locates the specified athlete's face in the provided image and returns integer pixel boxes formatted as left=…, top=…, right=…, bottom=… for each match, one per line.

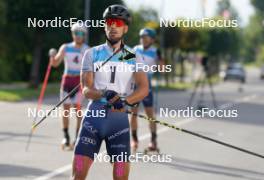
left=105, top=18, right=128, bottom=42
left=72, top=31, right=85, bottom=45
left=140, top=35, right=154, bottom=48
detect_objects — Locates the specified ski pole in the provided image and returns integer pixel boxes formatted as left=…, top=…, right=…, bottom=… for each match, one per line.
left=25, top=49, right=56, bottom=151
left=126, top=110, right=264, bottom=159
left=31, top=45, right=133, bottom=131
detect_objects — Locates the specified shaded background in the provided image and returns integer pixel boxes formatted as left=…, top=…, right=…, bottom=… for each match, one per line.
left=0, top=0, right=263, bottom=92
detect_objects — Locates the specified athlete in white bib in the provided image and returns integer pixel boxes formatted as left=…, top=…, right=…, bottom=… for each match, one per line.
left=72, top=5, right=148, bottom=180
left=49, top=22, right=89, bottom=150
left=130, top=28, right=165, bottom=153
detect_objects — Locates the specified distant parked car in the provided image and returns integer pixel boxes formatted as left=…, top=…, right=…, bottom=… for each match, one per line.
left=260, top=65, right=264, bottom=80
left=224, top=63, right=246, bottom=83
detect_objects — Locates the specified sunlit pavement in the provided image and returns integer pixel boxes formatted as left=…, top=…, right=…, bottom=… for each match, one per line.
left=0, top=68, right=264, bottom=180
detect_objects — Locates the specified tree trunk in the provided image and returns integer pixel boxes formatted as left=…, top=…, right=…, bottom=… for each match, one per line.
left=29, top=31, right=42, bottom=88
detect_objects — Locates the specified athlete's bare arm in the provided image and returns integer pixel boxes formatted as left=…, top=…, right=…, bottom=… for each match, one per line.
left=81, top=72, right=103, bottom=100
left=126, top=71, right=148, bottom=104
left=50, top=44, right=66, bottom=67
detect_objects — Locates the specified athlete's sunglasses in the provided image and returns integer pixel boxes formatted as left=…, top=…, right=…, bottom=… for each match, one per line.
left=74, top=31, right=85, bottom=37
left=106, top=18, right=125, bottom=27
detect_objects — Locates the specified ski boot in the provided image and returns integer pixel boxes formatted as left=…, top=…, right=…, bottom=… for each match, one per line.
left=144, top=141, right=160, bottom=154
left=61, top=137, right=73, bottom=151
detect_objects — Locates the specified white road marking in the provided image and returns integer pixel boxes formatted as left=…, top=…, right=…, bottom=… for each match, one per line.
left=34, top=165, right=72, bottom=180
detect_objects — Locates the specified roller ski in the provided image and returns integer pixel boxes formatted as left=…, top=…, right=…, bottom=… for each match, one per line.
left=144, top=141, right=160, bottom=154
left=61, top=137, right=74, bottom=151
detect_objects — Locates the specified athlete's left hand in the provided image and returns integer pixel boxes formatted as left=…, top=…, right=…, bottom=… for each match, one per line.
left=112, top=98, right=126, bottom=110
left=103, top=90, right=125, bottom=111
left=104, top=90, right=139, bottom=111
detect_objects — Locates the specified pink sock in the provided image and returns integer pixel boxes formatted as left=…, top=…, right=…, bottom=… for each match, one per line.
left=75, top=155, right=84, bottom=172
left=115, top=162, right=125, bottom=177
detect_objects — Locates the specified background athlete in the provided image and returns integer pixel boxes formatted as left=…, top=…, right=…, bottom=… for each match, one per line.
left=72, top=5, right=148, bottom=180
left=49, top=22, right=89, bottom=150
left=130, top=28, right=165, bottom=153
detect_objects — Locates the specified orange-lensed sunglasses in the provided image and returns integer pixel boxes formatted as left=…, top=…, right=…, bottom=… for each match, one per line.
left=106, top=18, right=125, bottom=27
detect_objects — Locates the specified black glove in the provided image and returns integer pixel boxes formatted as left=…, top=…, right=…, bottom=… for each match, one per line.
left=112, top=99, right=140, bottom=109
left=103, top=90, right=125, bottom=110
left=103, top=90, right=139, bottom=110
left=103, top=90, right=118, bottom=101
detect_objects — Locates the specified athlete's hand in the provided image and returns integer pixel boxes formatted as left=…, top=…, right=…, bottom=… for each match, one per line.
left=111, top=99, right=139, bottom=112
left=103, top=90, right=125, bottom=110
left=48, top=48, right=57, bottom=64
left=103, top=90, right=119, bottom=101
left=49, top=48, right=57, bottom=57
left=103, top=90, right=139, bottom=111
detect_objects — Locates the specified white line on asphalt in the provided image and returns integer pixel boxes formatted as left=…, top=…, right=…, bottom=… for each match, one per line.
left=34, top=165, right=72, bottom=180
left=33, top=93, right=259, bottom=180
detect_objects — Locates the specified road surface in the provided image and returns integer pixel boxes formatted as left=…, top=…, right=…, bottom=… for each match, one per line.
left=0, top=68, right=264, bottom=180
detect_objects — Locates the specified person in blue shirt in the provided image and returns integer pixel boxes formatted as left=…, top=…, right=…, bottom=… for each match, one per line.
left=49, top=22, right=89, bottom=150
left=131, top=28, right=165, bottom=153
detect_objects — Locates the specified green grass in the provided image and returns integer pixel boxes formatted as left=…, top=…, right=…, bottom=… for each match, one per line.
left=194, top=75, right=221, bottom=85
left=0, top=76, right=221, bottom=101
left=157, top=75, right=221, bottom=91
left=244, top=61, right=261, bottom=68
left=0, top=83, right=59, bottom=102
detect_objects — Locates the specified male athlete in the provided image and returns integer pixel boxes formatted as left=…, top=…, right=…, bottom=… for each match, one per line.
left=130, top=28, right=165, bottom=152
left=72, top=5, right=148, bottom=180
left=49, top=22, right=89, bottom=150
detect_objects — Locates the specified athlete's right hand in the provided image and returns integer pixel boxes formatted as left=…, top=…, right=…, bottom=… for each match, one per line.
left=48, top=48, right=57, bottom=63
left=49, top=48, right=57, bottom=57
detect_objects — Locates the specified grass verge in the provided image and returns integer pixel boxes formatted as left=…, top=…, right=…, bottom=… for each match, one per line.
left=157, top=75, right=221, bottom=91
left=0, top=83, right=59, bottom=102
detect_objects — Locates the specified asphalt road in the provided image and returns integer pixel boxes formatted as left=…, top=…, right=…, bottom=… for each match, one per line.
left=0, top=68, right=264, bottom=180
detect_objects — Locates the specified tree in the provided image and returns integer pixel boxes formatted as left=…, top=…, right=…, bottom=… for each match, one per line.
left=251, top=0, right=264, bottom=14
left=3, top=0, right=82, bottom=87
left=125, top=7, right=159, bottom=46
left=0, top=0, right=123, bottom=86
left=242, top=14, right=264, bottom=62
left=216, top=0, right=239, bottom=21
left=242, top=0, right=264, bottom=63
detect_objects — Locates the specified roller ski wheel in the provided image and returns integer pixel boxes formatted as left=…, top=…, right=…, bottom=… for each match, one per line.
left=197, top=104, right=206, bottom=112
left=61, top=138, right=73, bottom=151
left=131, top=140, right=138, bottom=154
left=144, top=142, right=160, bottom=154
